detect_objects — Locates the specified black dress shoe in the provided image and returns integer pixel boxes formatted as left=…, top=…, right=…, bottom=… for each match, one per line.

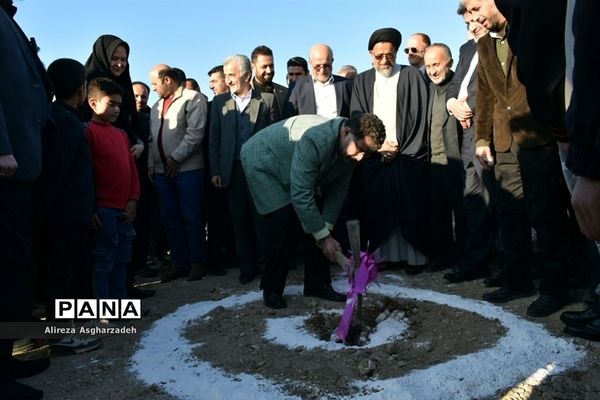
left=304, top=285, right=346, bottom=302
left=483, top=274, right=503, bottom=288
left=207, top=266, right=227, bottom=276
left=482, top=286, right=536, bottom=304
left=560, top=308, right=599, bottom=329
left=161, top=266, right=187, bottom=283
left=0, top=376, right=43, bottom=400
left=527, top=294, right=569, bottom=317
left=263, top=292, right=286, bottom=309
left=425, top=258, right=454, bottom=273
left=128, top=286, right=156, bottom=299
left=136, top=266, right=158, bottom=278
left=564, top=318, right=600, bottom=341
left=1, top=357, right=50, bottom=379
left=239, top=271, right=257, bottom=284
left=444, top=268, right=489, bottom=284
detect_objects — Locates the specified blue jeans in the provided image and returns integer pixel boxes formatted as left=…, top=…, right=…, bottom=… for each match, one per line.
left=154, top=170, right=205, bottom=268
left=92, top=207, right=135, bottom=299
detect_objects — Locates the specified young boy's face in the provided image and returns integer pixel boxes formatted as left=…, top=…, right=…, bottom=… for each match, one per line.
left=89, top=94, right=122, bottom=123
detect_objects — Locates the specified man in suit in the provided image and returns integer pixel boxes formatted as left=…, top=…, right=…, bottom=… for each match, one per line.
left=562, top=0, right=600, bottom=341
left=209, top=54, right=279, bottom=284
left=338, top=65, right=358, bottom=80
left=251, top=45, right=288, bottom=117
left=404, top=32, right=432, bottom=83
left=208, top=65, right=227, bottom=96
left=423, top=43, right=466, bottom=272
left=443, top=6, right=496, bottom=284
left=127, top=81, right=158, bottom=293
left=404, top=32, right=431, bottom=70
left=204, top=65, right=236, bottom=276
left=464, top=0, right=570, bottom=317
left=286, top=56, right=309, bottom=86
left=284, top=44, right=353, bottom=119
left=0, top=1, right=51, bottom=398
left=241, top=114, right=386, bottom=309
left=350, top=28, right=431, bottom=273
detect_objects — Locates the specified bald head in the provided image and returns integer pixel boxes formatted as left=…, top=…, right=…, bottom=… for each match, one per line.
left=424, top=44, right=453, bottom=85
left=309, top=44, right=334, bottom=83
left=149, top=63, right=178, bottom=99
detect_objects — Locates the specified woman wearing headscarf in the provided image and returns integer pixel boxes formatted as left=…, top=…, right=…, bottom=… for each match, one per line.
left=82, top=34, right=143, bottom=158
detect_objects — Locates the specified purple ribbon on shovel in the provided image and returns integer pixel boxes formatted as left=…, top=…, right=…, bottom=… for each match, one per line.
left=335, top=251, right=378, bottom=341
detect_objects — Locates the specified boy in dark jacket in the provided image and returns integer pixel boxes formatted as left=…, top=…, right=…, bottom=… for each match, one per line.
left=38, top=58, right=95, bottom=320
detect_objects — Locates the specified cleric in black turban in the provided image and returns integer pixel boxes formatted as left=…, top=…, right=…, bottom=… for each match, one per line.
left=368, top=28, right=402, bottom=51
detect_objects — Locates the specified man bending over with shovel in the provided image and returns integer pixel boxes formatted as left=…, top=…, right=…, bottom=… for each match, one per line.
left=241, top=114, right=385, bottom=309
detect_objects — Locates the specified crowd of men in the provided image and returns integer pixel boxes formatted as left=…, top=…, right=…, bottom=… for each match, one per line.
left=1, top=0, right=600, bottom=398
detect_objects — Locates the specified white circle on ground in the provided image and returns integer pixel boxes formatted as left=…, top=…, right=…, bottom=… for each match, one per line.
left=131, top=279, right=585, bottom=400
left=264, top=309, right=409, bottom=350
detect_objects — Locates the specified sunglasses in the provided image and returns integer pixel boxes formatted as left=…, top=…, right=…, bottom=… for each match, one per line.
left=403, top=47, right=423, bottom=54
left=371, top=53, right=396, bottom=61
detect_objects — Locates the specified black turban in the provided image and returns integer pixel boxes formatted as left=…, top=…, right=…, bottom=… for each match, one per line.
left=368, top=28, right=402, bottom=51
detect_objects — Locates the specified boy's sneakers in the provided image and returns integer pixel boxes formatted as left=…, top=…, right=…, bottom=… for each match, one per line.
left=50, top=336, right=101, bottom=354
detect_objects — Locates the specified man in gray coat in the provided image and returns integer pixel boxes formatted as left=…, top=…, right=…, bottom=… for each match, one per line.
left=149, top=64, right=208, bottom=283
left=209, top=54, right=279, bottom=285
left=241, top=114, right=385, bottom=309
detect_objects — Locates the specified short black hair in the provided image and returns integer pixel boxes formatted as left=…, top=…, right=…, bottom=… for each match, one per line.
left=251, top=45, right=273, bottom=63
left=185, top=78, right=200, bottom=91
left=171, top=67, right=186, bottom=84
left=287, top=56, right=309, bottom=73
left=47, top=58, right=85, bottom=100
left=207, top=65, right=224, bottom=76
left=87, top=77, right=124, bottom=100
left=132, top=81, right=150, bottom=94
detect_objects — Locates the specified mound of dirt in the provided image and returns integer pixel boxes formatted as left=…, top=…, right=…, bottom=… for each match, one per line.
left=188, top=294, right=505, bottom=399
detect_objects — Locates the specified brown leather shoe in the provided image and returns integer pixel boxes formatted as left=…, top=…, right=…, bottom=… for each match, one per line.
left=161, top=265, right=186, bottom=283
left=187, top=264, right=207, bottom=281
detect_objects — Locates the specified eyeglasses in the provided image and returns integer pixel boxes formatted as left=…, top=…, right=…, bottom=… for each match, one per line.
left=371, top=52, right=396, bottom=61
left=403, top=47, right=423, bottom=54
left=312, top=63, right=332, bottom=71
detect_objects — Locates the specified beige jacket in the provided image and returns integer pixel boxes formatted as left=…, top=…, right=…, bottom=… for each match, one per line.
left=149, top=87, right=207, bottom=173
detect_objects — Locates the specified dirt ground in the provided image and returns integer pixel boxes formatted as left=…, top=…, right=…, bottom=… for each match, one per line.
left=20, top=261, right=600, bottom=400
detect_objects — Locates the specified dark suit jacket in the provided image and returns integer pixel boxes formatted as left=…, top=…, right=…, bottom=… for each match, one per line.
left=447, top=40, right=480, bottom=165
left=447, top=40, right=478, bottom=115
left=209, top=90, right=279, bottom=187
left=252, top=78, right=288, bottom=118
left=0, top=8, right=49, bottom=181
left=496, top=0, right=566, bottom=130
left=475, top=33, right=554, bottom=152
left=566, top=0, right=600, bottom=178
left=284, top=74, right=352, bottom=118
